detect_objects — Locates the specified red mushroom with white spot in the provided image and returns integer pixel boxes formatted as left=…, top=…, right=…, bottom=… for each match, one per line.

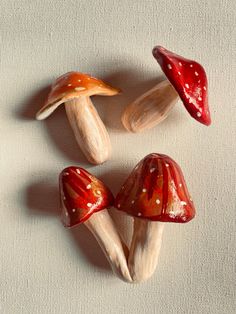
left=36, top=72, right=120, bottom=164
left=122, top=46, right=211, bottom=132
left=59, top=166, right=131, bottom=282
left=115, top=153, right=195, bottom=282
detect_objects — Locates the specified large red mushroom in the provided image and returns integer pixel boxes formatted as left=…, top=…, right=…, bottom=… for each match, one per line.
left=36, top=72, right=120, bottom=164
left=115, top=153, right=195, bottom=282
left=60, top=166, right=131, bottom=282
left=122, top=46, right=211, bottom=132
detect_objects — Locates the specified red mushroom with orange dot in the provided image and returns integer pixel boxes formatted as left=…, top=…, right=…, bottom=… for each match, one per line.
left=115, top=153, right=195, bottom=282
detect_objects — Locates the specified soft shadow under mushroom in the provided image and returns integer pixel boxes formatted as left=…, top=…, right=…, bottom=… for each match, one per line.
left=95, top=69, right=164, bottom=132
left=17, top=85, right=51, bottom=120
left=17, top=85, right=89, bottom=166
left=24, top=179, right=110, bottom=271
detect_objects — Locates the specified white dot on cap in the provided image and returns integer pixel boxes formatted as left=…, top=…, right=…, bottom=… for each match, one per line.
left=77, top=79, right=81, bottom=82
left=190, top=64, right=193, bottom=68
left=198, top=97, right=202, bottom=101
left=131, top=200, right=135, bottom=204
left=87, top=203, right=92, bottom=208
left=167, top=64, right=172, bottom=69
left=75, top=87, right=86, bottom=91
left=67, top=84, right=72, bottom=87
left=178, top=71, right=181, bottom=75
left=86, top=184, right=91, bottom=189
left=179, top=183, right=182, bottom=187
left=179, top=62, right=182, bottom=66
left=150, top=168, right=156, bottom=173
left=63, top=172, right=69, bottom=176
left=142, top=188, right=147, bottom=193
left=97, top=190, right=101, bottom=195
left=65, top=212, right=69, bottom=216
left=165, top=163, right=169, bottom=167
left=76, top=169, right=80, bottom=174
left=63, top=196, right=66, bottom=200
left=197, top=112, right=202, bottom=117
left=203, top=86, right=207, bottom=90
left=117, top=204, right=121, bottom=208
left=185, top=84, right=189, bottom=89
left=180, top=201, right=187, bottom=206
left=72, top=208, right=76, bottom=212
left=156, top=199, right=160, bottom=204
left=195, top=71, right=199, bottom=76
left=137, top=212, right=142, bottom=216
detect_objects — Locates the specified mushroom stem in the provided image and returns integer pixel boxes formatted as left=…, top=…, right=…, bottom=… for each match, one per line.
left=84, top=209, right=132, bottom=283
left=122, top=80, right=179, bottom=132
left=65, top=96, right=111, bottom=164
left=128, top=218, right=164, bottom=282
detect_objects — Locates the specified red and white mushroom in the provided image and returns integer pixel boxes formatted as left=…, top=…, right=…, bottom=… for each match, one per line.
left=36, top=72, right=120, bottom=164
left=122, top=46, right=211, bottom=132
left=59, top=166, right=131, bottom=282
left=115, top=153, right=195, bottom=282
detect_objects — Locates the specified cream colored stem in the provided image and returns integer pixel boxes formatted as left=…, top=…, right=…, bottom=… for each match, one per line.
left=122, top=80, right=179, bottom=132
left=65, top=97, right=111, bottom=164
left=85, top=210, right=132, bottom=283
left=128, top=218, right=164, bottom=283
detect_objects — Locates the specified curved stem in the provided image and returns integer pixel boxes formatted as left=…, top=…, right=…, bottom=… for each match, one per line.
left=128, top=218, right=164, bottom=282
left=84, top=210, right=132, bottom=283
left=65, top=96, right=111, bottom=164
left=122, top=80, right=179, bottom=132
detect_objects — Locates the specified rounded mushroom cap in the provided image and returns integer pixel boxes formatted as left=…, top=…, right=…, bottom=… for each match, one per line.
left=59, top=166, right=114, bottom=227
left=153, top=46, right=211, bottom=126
left=36, top=72, right=120, bottom=120
left=115, top=153, right=195, bottom=223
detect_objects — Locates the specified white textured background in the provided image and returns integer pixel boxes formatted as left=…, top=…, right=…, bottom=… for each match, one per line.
left=1, top=0, right=236, bottom=313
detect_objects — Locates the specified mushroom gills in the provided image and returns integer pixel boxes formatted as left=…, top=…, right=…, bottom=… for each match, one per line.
left=85, top=210, right=132, bottom=283
left=122, top=80, right=179, bottom=133
left=128, top=218, right=164, bottom=283
left=65, top=96, right=111, bottom=164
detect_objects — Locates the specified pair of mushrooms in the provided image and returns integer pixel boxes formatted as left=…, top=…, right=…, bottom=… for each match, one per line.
left=36, top=46, right=211, bottom=164
left=59, top=153, right=195, bottom=283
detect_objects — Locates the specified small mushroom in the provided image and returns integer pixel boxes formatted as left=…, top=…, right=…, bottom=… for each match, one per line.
left=115, top=153, right=195, bottom=282
left=60, top=166, right=131, bottom=282
left=122, top=46, right=211, bottom=132
left=36, top=72, right=120, bottom=164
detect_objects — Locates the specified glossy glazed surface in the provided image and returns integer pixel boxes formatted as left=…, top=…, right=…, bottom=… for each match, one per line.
left=153, top=46, right=211, bottom=126
left=36, top=71, right=120, bottom=119
left=115, top=153, right=195, bottom=223
left=59, top=166, right=114, bottom=227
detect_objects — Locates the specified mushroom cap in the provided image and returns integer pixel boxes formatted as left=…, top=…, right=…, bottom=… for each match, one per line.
left=115, top=153, right=195, bottom=223
left=153, top=46, right=211, bottom=126
left=36, top=72, right=120, bottom=120
left=59, top=166, right=114, bottom=227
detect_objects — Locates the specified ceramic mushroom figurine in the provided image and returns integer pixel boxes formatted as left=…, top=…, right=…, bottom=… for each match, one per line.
left=59, top=166, right=131, bottom=282
left=115, top=153, right=195, bottom=282
left=36, top=72, right=120, bottom=164
left=122, top=46, right=211, bottom=132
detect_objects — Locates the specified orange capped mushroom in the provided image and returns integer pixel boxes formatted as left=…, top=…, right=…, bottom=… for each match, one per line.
left=36, top=72, right=120, bottom=164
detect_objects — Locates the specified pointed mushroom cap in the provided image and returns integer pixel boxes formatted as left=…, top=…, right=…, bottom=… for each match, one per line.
left=115, top=153, right=195, bottom=223
left=36, top=72, right=120, bottom=120
left=59, top=166, right=114, bottom=227
left=153, top=46, right=211, bottom=126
